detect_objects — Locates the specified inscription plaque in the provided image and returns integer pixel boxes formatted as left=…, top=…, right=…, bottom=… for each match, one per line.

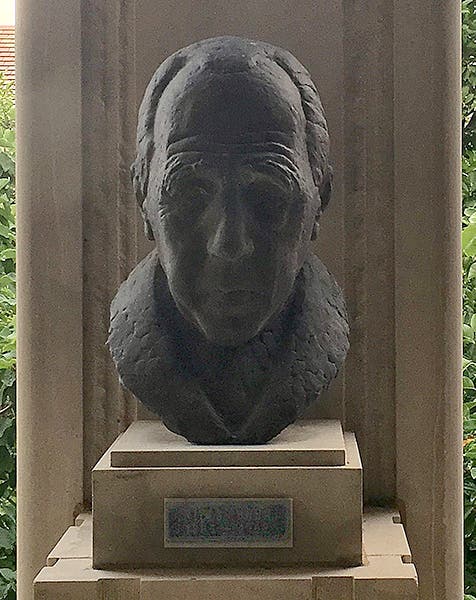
left=164, top=498, right=293, bottom=548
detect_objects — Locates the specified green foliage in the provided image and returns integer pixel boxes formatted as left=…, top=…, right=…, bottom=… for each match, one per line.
left=0, top=74, right=15, bottom=600
left=464, top=0, right=476, bottom=595
left=464, top=0, right=476, bottom=153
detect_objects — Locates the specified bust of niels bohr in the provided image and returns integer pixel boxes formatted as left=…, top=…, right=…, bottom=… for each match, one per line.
left=108, top=36, right=349, bottom=444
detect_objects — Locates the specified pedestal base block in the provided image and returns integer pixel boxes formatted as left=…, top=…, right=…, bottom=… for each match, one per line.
left=34, top=510, right=418, bottom=600
left=92, top=420, right=362, bottom=569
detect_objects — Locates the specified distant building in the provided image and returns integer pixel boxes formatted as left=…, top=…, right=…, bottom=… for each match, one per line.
left=0, top=26, right=14, bottom=84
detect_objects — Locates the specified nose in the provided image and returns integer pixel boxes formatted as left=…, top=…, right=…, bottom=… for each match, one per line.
left=207, top=207, right=254, bottom=262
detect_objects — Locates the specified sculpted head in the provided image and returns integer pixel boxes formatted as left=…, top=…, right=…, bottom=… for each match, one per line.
left=132, top=36, right=332, bottom=346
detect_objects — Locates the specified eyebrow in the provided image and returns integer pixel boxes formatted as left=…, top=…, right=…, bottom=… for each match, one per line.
left=240, top=155, right=301, bottom=191
left=162, top=148, right=302, bottom=193
left=161, top=155, right=204, bottom=195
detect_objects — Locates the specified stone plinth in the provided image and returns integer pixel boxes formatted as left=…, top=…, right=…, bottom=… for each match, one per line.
left=92, top=421, right=362, bottom=569
left=109, top=420, right=347, bottom=467
left=34, top=509, right=417, bottom=600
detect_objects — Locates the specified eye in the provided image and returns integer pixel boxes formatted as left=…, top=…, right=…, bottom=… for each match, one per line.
left=162, top=178, right=214, bottom=219
left=243, top=182, right=290, bottom=229
left=183, top=182, right=211, bottom=203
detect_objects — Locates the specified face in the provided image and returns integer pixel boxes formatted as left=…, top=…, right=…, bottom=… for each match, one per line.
left=143, top=66, right=320, bottom=346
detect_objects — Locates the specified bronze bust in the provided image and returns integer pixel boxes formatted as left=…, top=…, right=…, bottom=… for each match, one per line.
left=108, top=36, right=349, bottom=444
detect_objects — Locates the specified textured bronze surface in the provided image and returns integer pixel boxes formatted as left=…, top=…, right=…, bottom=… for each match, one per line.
left=109, top=37, right=349, bottom=443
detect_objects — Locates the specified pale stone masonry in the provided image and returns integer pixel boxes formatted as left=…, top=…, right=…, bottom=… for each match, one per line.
left=91, top=421, right=362, bottom=569
left=17, top=1, right=462, bottom=599
left=35, top=509, right=418, bottom=600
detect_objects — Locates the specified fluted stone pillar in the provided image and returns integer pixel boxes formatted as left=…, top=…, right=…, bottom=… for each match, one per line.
left=17, top=1, right=138, bottom=598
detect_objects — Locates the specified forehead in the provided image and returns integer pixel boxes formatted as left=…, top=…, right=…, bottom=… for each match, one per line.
left=154, top=59, right=306, bottom=147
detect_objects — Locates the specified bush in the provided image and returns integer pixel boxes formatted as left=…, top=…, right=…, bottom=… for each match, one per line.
left=463, top=0, right=476, bottom=595
left=0, top=74, right=15, bottom=600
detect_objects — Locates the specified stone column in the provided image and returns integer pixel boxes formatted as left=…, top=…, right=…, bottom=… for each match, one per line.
left=80, top=0, right=138, bottom=504
left=17, top=0, right=139, bottom=598
left=16, top=1, right=83, bottom=599
left=394, top=2, right=463, bottom=599
left=342, top=0, right=396, bottom=503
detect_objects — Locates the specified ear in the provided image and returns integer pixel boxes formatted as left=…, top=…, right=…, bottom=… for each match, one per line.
left=140, top=205, right=155, bottom=241
left=311, top=221, right=320, bottom=241
left=131, top=160, right=155, bottom=241
left=319, top=166, right=333, bottom=212
left=131, top=158, right=146, bottom=209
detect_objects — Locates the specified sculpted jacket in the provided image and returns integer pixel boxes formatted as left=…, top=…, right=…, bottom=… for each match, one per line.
left=108, top=249, right=349, bottom=444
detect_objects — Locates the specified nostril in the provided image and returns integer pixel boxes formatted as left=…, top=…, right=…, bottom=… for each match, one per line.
left=207, top=217, right=254, bottom=261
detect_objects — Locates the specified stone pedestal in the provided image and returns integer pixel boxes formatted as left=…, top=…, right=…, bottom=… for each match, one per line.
left=34, top=509, right=418, bottom=600
left=33, top=422, right=419, bottom=598
left=92, top=420, right=362, bottom=569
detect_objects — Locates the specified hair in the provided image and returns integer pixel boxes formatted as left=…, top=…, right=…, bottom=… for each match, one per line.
left=131, top=37, right=333, bottom=220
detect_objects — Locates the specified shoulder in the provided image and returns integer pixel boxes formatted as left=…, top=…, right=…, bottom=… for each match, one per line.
left=108, top=250, right=167, bottom=394
left=291, top=254, right=349, bottom=399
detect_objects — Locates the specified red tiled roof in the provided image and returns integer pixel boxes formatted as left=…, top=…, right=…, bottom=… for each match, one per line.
left=0, top=26, right=14, bottom=84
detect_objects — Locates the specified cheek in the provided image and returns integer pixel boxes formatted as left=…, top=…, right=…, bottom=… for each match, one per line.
left=157, top=218, right=207, bottom=293
left=257, top=205, right=308, bottom=268
left=266, top=208, right=311, bottom=297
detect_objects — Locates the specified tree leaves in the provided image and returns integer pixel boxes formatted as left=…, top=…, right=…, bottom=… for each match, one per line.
left=462, top=1, right=476, bottom=595
left=464, top=223, right=476, bottom=258
left=0, top=74, right=15, bottom=600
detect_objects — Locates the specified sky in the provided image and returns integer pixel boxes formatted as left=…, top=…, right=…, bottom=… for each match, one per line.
left=0, top=0, right=14, bottom=26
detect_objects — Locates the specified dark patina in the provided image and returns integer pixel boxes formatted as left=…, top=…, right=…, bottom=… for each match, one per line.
left=108, top=36, right=349, bottom=444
